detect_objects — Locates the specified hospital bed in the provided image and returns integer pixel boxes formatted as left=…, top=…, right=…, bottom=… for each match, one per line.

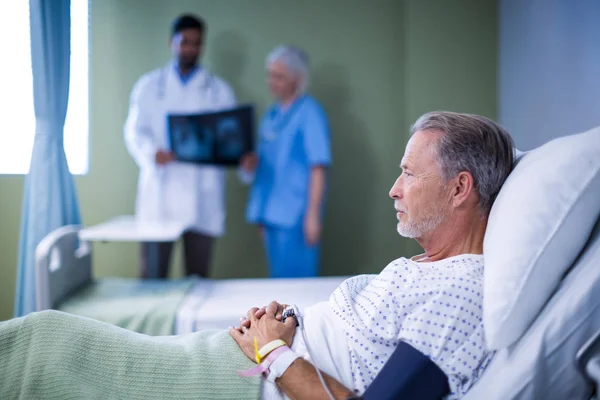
left=34, top=223, right=348, bottom=335
left=34, top=128, right=600, bottom=399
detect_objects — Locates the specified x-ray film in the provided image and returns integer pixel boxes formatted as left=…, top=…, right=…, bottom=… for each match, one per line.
left=168, top=105, right=254, bottom=166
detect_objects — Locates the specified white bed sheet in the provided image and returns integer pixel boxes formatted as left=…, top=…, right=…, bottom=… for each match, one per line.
left=175, top=276, right=349, bottom=334
left=79, top=215, right=187, bottom=242
left=463, top=222, right=600, bottom=400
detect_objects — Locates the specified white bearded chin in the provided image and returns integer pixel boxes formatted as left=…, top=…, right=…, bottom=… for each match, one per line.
left=396, top=211, right=445, bottom=239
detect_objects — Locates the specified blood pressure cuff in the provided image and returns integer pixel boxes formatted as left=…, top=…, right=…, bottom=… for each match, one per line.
left=347, top=340, right=450, bottom=400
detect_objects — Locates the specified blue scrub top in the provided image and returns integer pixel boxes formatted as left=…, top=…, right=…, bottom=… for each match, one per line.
left=246, top=95, right=331, bottom=228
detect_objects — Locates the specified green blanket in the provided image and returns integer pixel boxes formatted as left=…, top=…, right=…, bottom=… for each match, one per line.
left=0, top=310, right=261, bottom=399
left=57, top=277, right=195, bottom=336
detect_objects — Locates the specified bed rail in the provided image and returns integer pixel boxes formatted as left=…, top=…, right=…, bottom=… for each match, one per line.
left=35, top=224, right=92, bottom=311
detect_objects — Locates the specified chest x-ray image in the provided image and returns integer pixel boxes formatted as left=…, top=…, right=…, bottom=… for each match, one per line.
left=168, top=105, right=254, bottom=166
left=169, top=118, right=213, bottom=162
left=216, top=117, right=244, bottom=161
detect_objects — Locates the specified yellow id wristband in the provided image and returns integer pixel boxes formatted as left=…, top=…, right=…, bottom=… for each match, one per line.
left=254, top=337, right=261, bottom=364
left=258, top=339, right=288, bottom=360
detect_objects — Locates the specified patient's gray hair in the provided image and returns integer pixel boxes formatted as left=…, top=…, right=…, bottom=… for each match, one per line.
left=411, top=111, right=515, bottom=215
left=266, top=45, right=310, bottom=94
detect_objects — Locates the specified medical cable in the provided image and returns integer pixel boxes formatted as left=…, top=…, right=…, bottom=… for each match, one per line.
left=287, top=307, right=336, bottom=400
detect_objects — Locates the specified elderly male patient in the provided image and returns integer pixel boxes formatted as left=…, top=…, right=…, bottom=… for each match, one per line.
left=0, top=111, right=514, bottom=400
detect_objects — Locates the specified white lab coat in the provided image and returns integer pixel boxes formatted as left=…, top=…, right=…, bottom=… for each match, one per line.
left=124, top=64, right=236, bottom=237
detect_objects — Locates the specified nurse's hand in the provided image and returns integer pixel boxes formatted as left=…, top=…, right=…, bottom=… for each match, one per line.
left=155, top=150, right=174, bottom=165
left=304, top=212, right=321, bottom=245
left=240, top=152, right=258, bottom=172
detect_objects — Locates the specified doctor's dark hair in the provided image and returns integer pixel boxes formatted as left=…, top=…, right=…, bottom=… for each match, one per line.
left=171, top=14, right=206, bottom=36
left=411, top=111, right=515, bottom=215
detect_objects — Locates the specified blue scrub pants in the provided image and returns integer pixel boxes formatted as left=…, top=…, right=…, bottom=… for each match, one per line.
left=264, top=223, right=319, bottom=278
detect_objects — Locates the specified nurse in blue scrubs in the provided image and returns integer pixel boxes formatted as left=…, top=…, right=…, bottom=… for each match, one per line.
left=240, top=45, right=331, bottom=278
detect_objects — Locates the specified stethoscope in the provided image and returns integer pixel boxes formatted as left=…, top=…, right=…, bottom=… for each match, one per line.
left=156, top=65, right=221, bottom=104
left=264, top=96, right=306, bottom=141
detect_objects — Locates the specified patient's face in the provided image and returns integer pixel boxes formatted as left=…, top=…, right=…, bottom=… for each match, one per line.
left=389, top=130, right=452, bottom=239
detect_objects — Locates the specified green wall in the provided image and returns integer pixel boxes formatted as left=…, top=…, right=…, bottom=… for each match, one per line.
left=0, top=0, right=497, bottom=321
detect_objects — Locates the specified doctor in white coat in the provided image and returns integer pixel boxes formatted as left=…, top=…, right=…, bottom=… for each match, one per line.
left=124, top=14, right=236, bottom=279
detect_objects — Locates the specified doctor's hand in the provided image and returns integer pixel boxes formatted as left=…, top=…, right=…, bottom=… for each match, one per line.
left=229, top=303, right=296, bottom=362
left=304, top=211, right=321, bottom=246
left=240, top=152, right=258, bottom=173
left=155, top=150, right=174, bottom=165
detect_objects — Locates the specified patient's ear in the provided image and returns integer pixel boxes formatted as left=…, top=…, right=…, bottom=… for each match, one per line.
left=450, top=171, right=475, bottom=208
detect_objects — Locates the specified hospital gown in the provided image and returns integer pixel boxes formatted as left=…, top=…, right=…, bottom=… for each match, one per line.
left=330, top=254, right=493, bottom=398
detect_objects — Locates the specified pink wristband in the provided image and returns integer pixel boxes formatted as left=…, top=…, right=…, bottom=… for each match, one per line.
left=237, top=346, right=291, bottom=377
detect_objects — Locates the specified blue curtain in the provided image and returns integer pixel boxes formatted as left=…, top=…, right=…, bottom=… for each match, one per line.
left=14, top=0, right=81, bottom=317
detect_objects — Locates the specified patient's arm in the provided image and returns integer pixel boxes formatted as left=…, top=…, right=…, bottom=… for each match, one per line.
left=277, top=357, right=355, bottom=400
left=230, top=302, right=355, bottom=400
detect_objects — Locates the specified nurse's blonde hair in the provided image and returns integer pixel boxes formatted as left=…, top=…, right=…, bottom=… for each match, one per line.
left=266, top=45, right=310, bottom=95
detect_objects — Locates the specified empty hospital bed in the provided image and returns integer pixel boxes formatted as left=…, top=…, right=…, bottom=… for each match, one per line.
left=34, top=224, right=348, bottom=335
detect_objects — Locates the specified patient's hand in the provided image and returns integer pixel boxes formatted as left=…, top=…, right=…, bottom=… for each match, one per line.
left=239, top=301, right=288, bottom=330
left=229, top=302, right=296, bottom=362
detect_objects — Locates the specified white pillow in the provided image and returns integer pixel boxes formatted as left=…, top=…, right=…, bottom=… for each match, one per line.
left=513, top=148, right=527, bottom=164
left=483, top=126, right=600, bottom=350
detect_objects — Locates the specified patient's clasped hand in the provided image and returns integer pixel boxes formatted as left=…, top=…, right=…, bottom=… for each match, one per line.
left=0, top=111, right=514, bottom=400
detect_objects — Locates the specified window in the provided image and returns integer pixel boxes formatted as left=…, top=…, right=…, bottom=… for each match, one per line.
left=0, top=0, right=89, bottom=175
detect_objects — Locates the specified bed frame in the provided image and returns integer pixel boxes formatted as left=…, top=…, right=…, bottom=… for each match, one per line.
left=35, top=224, right=92, bottom=311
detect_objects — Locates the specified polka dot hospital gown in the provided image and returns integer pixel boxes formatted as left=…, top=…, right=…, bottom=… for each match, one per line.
left=330, top=254, right=493, bottom=398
